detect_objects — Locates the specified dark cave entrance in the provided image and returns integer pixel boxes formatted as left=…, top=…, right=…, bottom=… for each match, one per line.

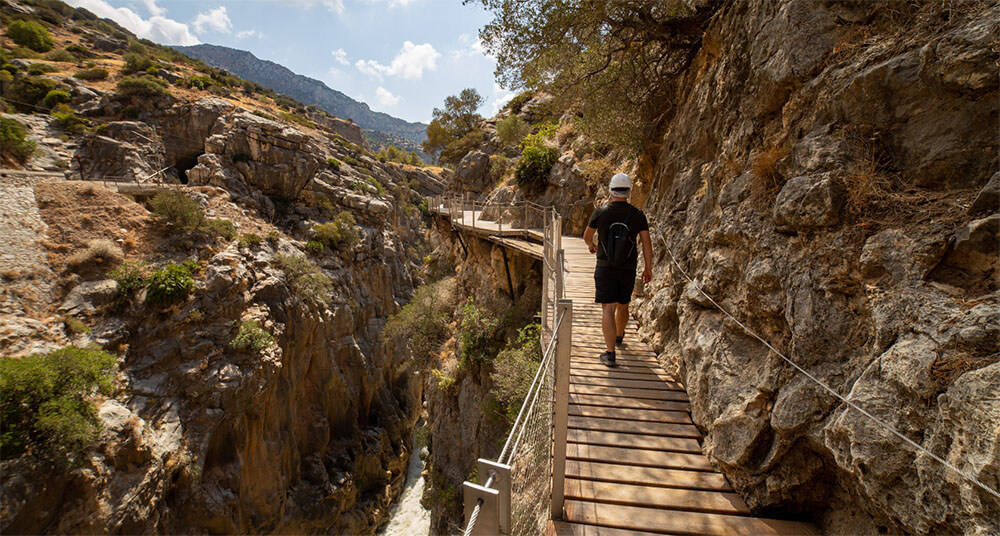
left=174, top=152, right=203, bottom=185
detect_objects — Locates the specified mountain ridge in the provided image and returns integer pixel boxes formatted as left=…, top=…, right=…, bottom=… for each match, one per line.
left=173, top=44, right=427, bottom=150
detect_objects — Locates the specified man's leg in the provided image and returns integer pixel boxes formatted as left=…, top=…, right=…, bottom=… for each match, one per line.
left=602, top=303, right=617, bottom=353
left=615, top=303, right=628, bottom=338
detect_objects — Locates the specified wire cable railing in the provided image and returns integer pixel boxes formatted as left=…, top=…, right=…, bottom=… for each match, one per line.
left=654, top=232, right=1000, bottom=501
left=428, top=195, right=573, bottom=535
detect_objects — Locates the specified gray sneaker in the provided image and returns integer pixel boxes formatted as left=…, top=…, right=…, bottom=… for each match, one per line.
left=599, top=351, right=616, bottom=367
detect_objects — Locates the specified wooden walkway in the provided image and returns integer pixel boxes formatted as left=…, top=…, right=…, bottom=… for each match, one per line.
left=437, top=205, right=818, bottom=535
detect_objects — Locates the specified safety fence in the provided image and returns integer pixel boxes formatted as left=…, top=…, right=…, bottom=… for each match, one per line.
left=426, top=195, right=573, bottom=535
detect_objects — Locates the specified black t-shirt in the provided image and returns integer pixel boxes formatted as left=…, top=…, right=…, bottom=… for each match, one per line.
left=587, top=201, right=649, bottom=268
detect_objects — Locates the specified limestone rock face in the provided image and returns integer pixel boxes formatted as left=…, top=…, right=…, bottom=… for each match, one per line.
left=454, top=150, right=491, bottom=193
left=74, top=122, right=167, bottom=182
left=631, top=1, right=999, bottom=534
left=772, top=173, right=846, bottom=232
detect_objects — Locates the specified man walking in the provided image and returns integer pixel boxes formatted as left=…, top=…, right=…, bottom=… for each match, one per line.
left=583, top=173, right=652, bottom=367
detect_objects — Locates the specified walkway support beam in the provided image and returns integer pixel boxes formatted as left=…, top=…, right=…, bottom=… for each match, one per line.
left=551, top=298, right=572, bottom=520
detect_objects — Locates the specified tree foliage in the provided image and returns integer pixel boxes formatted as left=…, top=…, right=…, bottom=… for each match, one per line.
left=473, top=0, right=719, bottom=153
left=422, top=88, right=485, bottom=164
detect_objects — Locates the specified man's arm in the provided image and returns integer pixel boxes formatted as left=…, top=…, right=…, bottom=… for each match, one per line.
left=639, top=230, right=653, bottom=283
left=584, top=226, right=597, bottom=254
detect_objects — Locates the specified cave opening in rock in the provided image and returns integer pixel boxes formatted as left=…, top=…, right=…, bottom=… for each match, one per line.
left=174, top=152, right=203, bottom=185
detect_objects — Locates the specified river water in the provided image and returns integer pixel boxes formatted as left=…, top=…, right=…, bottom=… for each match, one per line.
left=379, top=422, right=431, bottom=536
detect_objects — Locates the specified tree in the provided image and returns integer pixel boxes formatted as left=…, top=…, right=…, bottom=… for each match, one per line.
left=422, top=88, right=485, bottom=163
left=471, top=0, right=720, bottom=153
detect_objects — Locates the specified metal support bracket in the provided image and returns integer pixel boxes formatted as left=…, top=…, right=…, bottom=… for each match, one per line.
left=463, top=481, right=500, bottom=536
left=478, top=459, right=511, bottom=535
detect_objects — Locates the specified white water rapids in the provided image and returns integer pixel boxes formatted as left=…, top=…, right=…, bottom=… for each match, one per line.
left=379, top=422, right=431, bottom=536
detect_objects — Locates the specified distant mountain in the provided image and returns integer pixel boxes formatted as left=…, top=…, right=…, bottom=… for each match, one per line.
left=173, top=44, right=427, bottom=150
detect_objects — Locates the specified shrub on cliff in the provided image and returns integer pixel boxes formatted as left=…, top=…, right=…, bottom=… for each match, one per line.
left=121, top=53, right=155, bottom=75
left=149, top=190, right=204, bottom=231
left=384, top=278, right=456, bottom=368
left=9, top=76, right=57, bottom=111
left=44, top=49, right=77, bottom=63
left=457, top=298, right=500, bottom=368
left=117, top=75, right=170, bottom=98
left=0, top=117, right=36, bottom=163
left=496, top=114, right=529, bottom=146
left=491, top=323, right=541, bottom=421
left=145, top=261, right=197, bottom=305
left=230, top=321, right=275, bottom=354
left=514, top=123, right=559, bottom=188
left=7, top=20, right=54, bottom=52
left=313, top=212, right=359, bottom=249
left=51, top=104, right=90, bottom=135
left=73, top=67, right=108, bottom=81
left=0, top=346, right=117, bottom=465
left=273, top=254, right=334, bottom=305
left=42, top=89, right=71, bottom=108
left=109, top=260, right=149, bottom=298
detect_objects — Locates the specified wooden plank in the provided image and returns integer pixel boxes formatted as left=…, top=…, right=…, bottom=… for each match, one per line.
left=566, top=443, right=714, bottom=472
left=569, top=393, right=690, bottom=412
left=565, top=478, right=751, bottom=515
left=568, top=416, right=701, bottom=438
left=567, top=430, right=702, bottom=453
left=564, top=501, right=820, bottom=536
left=570, top=384, right=689, bottom=402
left=569, top=405, right=692, bottom=424
left=565, top=461, right=729, bottom=491
left=569, top=375, right=684, bottom=391
left=547, top=520, right=667, bottom=536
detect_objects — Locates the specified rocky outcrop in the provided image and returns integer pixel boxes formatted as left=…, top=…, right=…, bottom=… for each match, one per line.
left=75, top=122, right=167, bottom=181
left=629, top=1, right=998, bottom=534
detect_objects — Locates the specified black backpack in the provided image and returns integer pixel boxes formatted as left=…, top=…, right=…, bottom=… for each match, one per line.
left=602, top=207, right=639, bottom=269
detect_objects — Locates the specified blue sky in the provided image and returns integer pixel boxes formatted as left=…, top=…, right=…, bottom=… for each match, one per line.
left=64, top=0, right=514, bottom=124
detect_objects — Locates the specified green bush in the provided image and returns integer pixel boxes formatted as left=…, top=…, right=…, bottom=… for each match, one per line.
left=439, top=128, right=483, bottom=166
left=205, top=218, right=236, bottom=240
left=7, top=20, right=54, bottom=52
left=305, top=240, right=324, bottom=255
left=149, top=190, right=203, bottom=231
left=122, top=53, right=154, bottom=75
left=117, top=75, right=170, bottom=98
left=44, top=49, right=77, bottom=62
left=9, top=76, right=57, bottom=111
left=51, top=105, right=89, bottom=134
left=273, top=254, right=334, bottom=305
left=457, top=299, right=500, bottom=368
left=74, top=67, right=108, bottom=81
left=230, top=321, right=275, bottom=353
left=42, top=89, right=71, bottom=108
left=145, top=261, right=196, bottom=305
left=491, top=323, right=541, bottom=420
left=496, top=114, right=529, bottom=146
left=237, top=233, right=262, bottom=249
left=27, top=63, right=59, bottom=75
left=327, top=157, right=341, bottom=170
left=185, top=75, right=213, bottom=90
left=313, top=211, right=359, bottom=249
left=62, top=315, right=91, bottom=335
left=514, top=144, right=558, bottom=188
left=65, top=44, right=91, bottom=58
left=1, top=63, right=18, bottom=75
left=0, top=117, right=36, bottom=163
left=108, top=260, right=149, bottom=298
left=366, top=176, right=387, bottom=195
left=384, top=278, right=455, bottom=368
left=0, top=346, right=117, bottom=464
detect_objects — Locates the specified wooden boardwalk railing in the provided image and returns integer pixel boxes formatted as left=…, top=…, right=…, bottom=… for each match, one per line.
left=429, top=197, right=818, bottom=536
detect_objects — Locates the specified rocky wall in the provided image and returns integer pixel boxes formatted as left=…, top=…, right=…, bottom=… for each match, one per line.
left=631, top=1, right=999, bottom=534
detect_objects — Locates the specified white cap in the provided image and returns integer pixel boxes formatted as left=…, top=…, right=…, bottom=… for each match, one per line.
left=609, top=173, right=631, bottom=191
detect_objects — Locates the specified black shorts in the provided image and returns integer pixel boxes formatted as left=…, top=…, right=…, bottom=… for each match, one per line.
left=594, top=265, right=636, bottom=304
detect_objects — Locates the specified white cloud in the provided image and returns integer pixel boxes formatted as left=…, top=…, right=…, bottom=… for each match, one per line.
left=236, top=29, right=261, bottom=39
left=327, top=66, right=342, bottom=78
left=331, top=48, right=349, bottom=65
left=66, top=0, right=199, bottom=45
left=192, top=6, right=232, bottom=35
left=356, top=41, right=440, bottom=80
left=375, top=87, right=400, bottom=107
left=285, top=0, right=344, bottom=13
left=490, top=82, right=515, bottom=114
left=450, top=37, right=492, bottom=62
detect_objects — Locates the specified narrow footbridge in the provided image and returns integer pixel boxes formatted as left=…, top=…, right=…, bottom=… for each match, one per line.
left=428, top=196, right=818, bottom=536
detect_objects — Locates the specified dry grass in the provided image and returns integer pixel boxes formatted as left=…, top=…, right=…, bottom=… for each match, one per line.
left=750, top=143, right=790, bottom=199
left=67, top=239, right=124, bottom=269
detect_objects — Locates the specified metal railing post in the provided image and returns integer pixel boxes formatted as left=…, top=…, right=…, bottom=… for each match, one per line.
left=479, top=459, right=511, bottom=534
left=551, top=299, right=572, bottom=520
left=555, top=249, right=565, bottom=306
left=463, top=481, right=500, bottom=535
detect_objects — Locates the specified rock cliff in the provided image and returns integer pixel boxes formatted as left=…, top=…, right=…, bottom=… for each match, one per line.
left=627, top=2, right=999, bottom=534
left=1, top=91, right=444, bottom=534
